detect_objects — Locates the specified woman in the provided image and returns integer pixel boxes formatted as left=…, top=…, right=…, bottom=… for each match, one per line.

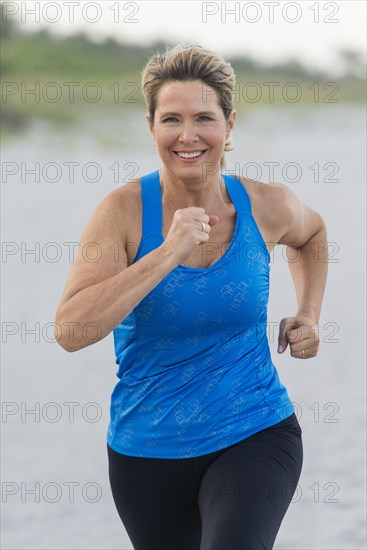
left=55, top=44, right=328, bottom=549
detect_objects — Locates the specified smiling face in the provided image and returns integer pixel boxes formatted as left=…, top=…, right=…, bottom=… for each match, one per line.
left=147, top=80, right=236, bottom=180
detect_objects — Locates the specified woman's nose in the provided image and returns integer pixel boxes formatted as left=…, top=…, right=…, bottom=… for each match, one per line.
left=179, top=122, right=198, bottom=143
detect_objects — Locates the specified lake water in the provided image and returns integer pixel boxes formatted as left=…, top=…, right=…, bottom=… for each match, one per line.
left=1, top=104, right=366, bottom=549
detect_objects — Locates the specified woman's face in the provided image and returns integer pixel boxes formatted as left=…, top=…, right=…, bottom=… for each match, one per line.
left=147, top=79, right=236, bottom=179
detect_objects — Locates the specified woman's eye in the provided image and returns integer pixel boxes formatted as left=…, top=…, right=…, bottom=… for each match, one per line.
left=162, top=116, right=213, bottom=123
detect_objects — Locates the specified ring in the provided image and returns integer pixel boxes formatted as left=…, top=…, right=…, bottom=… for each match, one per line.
left=201, top=221, right=206, bottom=232
left=302, top=350, right=305, bottom=358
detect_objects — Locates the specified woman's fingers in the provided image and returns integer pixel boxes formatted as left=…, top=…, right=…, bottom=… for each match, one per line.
left=278, top=316, right=319, bottom=358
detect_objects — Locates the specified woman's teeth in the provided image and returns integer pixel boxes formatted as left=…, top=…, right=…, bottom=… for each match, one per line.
left=176, top=151, right=205, bottom=158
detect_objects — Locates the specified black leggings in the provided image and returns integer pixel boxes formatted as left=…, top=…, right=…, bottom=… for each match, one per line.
left=107, top=412, right=303, bottom=550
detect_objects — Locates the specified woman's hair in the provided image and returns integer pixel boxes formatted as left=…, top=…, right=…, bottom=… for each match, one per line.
left=141, top=43, right=236, bottom=170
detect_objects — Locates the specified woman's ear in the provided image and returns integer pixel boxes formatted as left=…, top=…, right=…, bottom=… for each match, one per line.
left=227, top=109, right=236, bottom=135
left=146, top=112, right=154, bottom=139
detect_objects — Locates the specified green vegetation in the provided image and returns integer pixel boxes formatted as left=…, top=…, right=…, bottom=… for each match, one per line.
left=1, top=2, right=365, bottom=134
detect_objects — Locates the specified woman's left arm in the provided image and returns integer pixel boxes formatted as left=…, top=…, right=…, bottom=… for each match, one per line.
left=272, top=183, right=328, bottom=359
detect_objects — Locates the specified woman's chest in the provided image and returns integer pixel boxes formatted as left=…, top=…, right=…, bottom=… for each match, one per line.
left=127, top=209, right=273, bottom=270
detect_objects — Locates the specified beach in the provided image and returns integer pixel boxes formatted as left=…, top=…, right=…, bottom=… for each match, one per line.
left=1, top=103, right=366, bottom=549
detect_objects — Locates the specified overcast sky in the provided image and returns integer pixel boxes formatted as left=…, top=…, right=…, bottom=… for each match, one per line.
left=7, top=0, right=366, bottom=76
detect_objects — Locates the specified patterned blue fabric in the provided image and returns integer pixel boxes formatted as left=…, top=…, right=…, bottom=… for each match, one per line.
left=107, top=170, right=294, bottom=458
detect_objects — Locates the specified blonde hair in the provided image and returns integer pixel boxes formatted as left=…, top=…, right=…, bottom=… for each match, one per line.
left=141, top=43, right=236, bottom=170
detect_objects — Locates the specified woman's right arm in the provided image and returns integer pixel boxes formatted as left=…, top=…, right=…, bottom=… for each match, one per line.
left=54, top=188, right=179, bottom=352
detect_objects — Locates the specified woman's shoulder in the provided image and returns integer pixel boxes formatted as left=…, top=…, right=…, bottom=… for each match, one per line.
left=236, top=175, right=288, bottom=203
left=112, top=177, right=141, bottom=199
left=236, top=175, right=325, bottom=247
left=109, top=178, right=142, bottom=213
left=90, top=179, right=142, bottom=244
left=236, top=175, right=291, bottom=225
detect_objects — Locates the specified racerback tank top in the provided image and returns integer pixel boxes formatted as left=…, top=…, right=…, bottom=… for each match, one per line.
left=107, top=169, right=295, bottom=458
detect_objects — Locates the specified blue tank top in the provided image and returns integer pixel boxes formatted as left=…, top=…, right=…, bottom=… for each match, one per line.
left=107, top=169, right=295, bottom=458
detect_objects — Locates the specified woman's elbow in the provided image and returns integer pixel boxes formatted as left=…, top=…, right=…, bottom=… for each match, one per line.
left=54, top=321, right=77, bottom=352
left=54, top=307, right=78, bottom=353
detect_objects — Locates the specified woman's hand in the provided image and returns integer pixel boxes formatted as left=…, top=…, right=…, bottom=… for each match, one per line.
left=277, top=315, right=320, bottom=359
left=161, top=207, right=219, bottom=265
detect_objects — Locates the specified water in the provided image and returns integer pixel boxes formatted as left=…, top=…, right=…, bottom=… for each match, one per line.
left=1, top=104, right=366, bottom=549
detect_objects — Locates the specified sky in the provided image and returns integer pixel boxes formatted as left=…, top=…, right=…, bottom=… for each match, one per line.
left=5, top=0, right=367, bottom=77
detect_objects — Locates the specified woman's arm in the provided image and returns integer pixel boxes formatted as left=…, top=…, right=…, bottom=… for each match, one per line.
left=272, top=183, right=328, bottom=358
left=277, top=186, right=328, bottom=323
left=54, top=188, right=178, bottom=353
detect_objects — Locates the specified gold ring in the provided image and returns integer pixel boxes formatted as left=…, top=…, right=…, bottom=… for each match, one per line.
left=201, top=222, right=206, bottom=232
left=302, top=350, right=305, bottom=358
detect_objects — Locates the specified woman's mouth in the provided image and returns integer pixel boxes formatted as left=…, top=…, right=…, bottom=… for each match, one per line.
left=173, top=150, right=207, bottom=162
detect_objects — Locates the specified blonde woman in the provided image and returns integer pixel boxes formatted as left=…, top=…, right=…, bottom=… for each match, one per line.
left=55, top=44, right=328, bottom=549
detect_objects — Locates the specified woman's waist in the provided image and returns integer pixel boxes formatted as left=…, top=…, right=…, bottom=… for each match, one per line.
left=111, top=349, right=278, bottom=415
